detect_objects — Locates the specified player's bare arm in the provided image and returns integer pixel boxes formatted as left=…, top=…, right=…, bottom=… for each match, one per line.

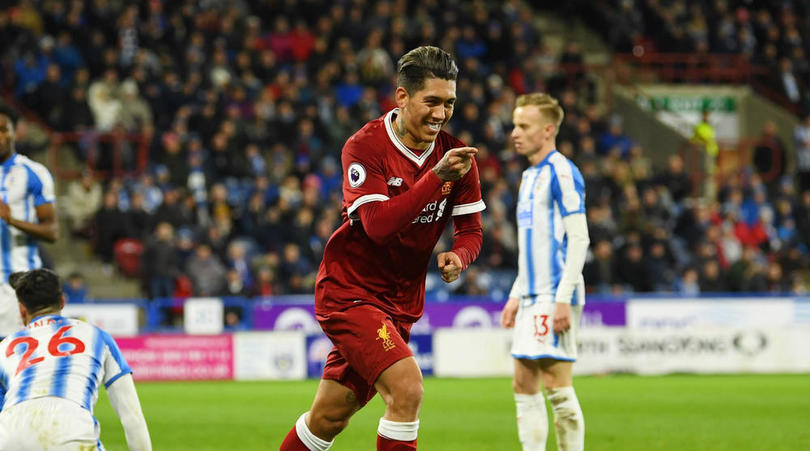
left=501, top=297, right=519, bottom=328
left=433, top=147, right=477, bottom=181
left=436, top=251, right=462, bottom=283
left=0, top=201, right=58, bottom=242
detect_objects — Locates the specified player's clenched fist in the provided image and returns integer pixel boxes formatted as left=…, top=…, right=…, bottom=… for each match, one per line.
left=437, top=251, right=463, bottom=283
left=433, top=146, right=477, bottom=181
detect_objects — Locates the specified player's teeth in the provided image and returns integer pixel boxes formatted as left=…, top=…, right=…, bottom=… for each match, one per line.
left=428, top=123, right=440, bottom=130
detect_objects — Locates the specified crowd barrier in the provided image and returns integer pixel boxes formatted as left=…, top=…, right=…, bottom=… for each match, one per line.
left=60, top=295, right=810, bottom=381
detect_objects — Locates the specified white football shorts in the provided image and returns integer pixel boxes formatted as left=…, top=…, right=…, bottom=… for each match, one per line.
left=0, top=397, right=102, bottom=450
left=510, top=296, right=583, bottom=361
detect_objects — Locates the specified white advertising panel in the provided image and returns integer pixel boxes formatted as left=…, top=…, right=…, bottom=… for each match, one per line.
left=183, top=297, right=224, bottom=335
left=433, top=328, right=514, bottom=377
left=234, top=331, right=306, bottom=380
left=627, top=299, right=795, bottom=329
left=62, top=303, right=139, bottom=337
left=433, top=327, right=810, bottom=377
left=574, top=327, right=810, bottom=375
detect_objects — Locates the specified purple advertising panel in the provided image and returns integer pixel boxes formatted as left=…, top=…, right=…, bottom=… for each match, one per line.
left=306, top=333, right=434, bottom=378
left=255, top=297, right=626, bottom=332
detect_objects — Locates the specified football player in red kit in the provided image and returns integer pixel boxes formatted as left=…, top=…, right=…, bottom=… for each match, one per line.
left=280, top=46, right=485, bottom=451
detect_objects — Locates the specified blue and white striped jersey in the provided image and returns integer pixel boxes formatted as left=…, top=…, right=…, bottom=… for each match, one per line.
left=0, top=154, right=56, bottom=282
left=0, top=314, right=132, bottom=412
left=510, top=151, right=586, bottom=304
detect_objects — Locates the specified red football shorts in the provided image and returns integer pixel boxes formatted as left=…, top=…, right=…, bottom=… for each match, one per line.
left=317, top=304, right=414, bottom=405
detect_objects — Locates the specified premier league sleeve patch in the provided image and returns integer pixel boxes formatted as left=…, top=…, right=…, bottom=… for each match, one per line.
left=348, top=162, right=367, bottom=188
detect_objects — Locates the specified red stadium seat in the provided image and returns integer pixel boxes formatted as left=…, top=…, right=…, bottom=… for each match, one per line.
left=113, top=238, right=144, bottom=277
left=174, top=275, right=193, bottom=298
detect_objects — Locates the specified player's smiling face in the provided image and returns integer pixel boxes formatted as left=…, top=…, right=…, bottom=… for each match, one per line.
left=395, top=77, right=456, bottom=150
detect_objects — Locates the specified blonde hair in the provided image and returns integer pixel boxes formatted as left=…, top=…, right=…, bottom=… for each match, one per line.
left=515, top=93, right=564, bottom=133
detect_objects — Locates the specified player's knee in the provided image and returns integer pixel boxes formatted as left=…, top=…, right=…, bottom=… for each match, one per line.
left=387, top=380, right=423, bottom=413
left=513, top=375, right=540, bottom=394
left=309, top=410, right=352, bottom=438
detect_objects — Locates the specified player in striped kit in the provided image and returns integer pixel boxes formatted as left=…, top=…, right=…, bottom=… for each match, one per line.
left=0, top=106, right=59, bottom=340
left=0, top=268, right=151, bottom=450
left=500, top=93, right=589, bottom=451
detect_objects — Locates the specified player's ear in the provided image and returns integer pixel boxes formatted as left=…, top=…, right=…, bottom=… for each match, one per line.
left=18, top=302, right=27, bottom=321
left=60, top=295, right=66, bottom=310
left=546, top=122, right=556, bottom=138
left=395, top=86, right=409, bottom=109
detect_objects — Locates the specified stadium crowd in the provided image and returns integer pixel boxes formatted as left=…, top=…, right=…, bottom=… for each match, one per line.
left=580, top=0, right=810, bottom=113
left=1, top=0, right=808, bottom=302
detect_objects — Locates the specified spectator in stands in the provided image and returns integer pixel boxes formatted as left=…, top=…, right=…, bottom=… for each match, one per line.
left=251, top=265, right=278, bottom=298
left=226, top=241, right=253, bottom=290
left=87, top=68, right=121, bottom=132
left=61, top=86, right=94, bottom=132
left=699, top=259, right=727, bottom=293
left=126, top=192, right=153, bottom=239
left=597, top=114, right=633, bottom=157
left=141, top=222, right=180, bottom=299
left=583, top=239, right=619, bottom=294
left=752, top=121, right=787, bottom=196
left=676, top=267, right=701, bottom=295
left=32, top=63, right=68, bottom=127
left=93, top=190, right=129, bottom=274
left=185, top=243, right=227, bottom=297
left=615, top=241, right=652, bottom=292
left=118, top=79, right=153, bottom=133
left=278, top=243, right=314, bottom=295
left=62, top=169, right=102, bottom=238
left=657, top=154, right=692, bottom=204
left=793, top=114, right=810, bottom=193
left=62, top=272, right=89, bottom=303
left=224, top=269, right=249, bottom=298
left=152, top=186, right=191, bottom=230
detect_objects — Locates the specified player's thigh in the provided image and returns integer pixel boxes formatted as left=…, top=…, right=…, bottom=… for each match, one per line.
left=513, top=357, right=544, bottom=394
left=539, top=359, right=574, bottom=389
left=319, top=305, right=414, bottom=397
left=374, top=356, right=423, bottom=405
left=310, top=378, right=363, bottom=422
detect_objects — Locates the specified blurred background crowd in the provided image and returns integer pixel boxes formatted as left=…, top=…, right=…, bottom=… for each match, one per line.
left=1, top=0, right=809, bottom=304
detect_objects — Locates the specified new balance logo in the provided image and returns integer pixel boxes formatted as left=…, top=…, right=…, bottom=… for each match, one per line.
left=387, top=177, right=403, bottom=186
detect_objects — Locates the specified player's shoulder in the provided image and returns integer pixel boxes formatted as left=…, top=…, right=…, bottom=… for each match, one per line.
left=549, top=152, right=582, bottom=175
left=13, top=154, right=51, bottom=173
left=344, top=115, right=392, bottom=164
left=12, top=154, right=54, bottom=181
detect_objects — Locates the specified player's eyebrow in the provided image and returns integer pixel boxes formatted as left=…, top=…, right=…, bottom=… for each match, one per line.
left=424, top=95, right=456, bottom=104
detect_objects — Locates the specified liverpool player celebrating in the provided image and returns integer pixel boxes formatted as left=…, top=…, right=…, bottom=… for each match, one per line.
left=280, top=46, right=485, bottom=451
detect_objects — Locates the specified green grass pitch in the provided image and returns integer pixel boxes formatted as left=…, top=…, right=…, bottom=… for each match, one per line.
left=94, top=374, right=810, bottom=450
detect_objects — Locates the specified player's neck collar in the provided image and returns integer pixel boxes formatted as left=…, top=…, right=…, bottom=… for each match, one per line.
left=531, top=149, right=557, bottom=167
left=384, top=109, right=435, bottom=168
left=27, top=312, right=62, bottom=325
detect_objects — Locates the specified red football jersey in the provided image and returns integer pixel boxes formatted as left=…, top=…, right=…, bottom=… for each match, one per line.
left=315, top=109, right=485, bottom=323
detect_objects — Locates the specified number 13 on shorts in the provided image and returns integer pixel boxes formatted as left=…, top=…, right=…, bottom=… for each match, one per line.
left=533, top=314, right=549, bottom=342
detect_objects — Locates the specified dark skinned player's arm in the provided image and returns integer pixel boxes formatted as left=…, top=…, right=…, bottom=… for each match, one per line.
left=4, top=202, right=59, bottom=242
